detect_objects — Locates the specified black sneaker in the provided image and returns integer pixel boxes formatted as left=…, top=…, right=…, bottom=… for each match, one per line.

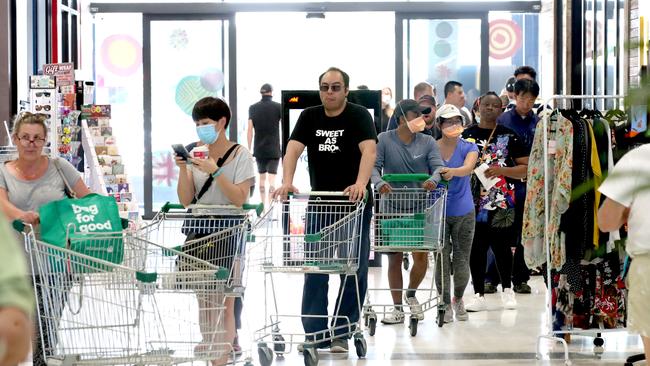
left=484, top=282, right=498, bottom=294
left=513, top=283, right=532, bottom=294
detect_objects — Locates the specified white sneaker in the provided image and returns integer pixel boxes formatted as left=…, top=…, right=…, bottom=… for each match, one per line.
left=465, top=293, right=487, bottom=312
left=452, top=297, right=469, bottom=321
left=501, top=288, right=517, bottom=309
left=404, top=296, right=424, bottom=320
left=381, top=307, right=405, bottom=324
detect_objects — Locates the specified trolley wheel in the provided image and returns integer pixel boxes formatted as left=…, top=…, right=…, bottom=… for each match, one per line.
left=437, top=308, right=445, bottom=327
left=409, top=317, right=418, bottom=337
left=403, top=253, right=410, bottom=270
left=258, top=344, right=274, bottom=366
left=354, top=334, right=367, bottom=358
left=368, top=317, right=377, bottom=336
left=303, top=346, right=318, bottom=366
left=593, top=337, right=604, bottom=347
left=273, top=334, right=286, bottom=355
left=593, top=336, right=604, bottom=357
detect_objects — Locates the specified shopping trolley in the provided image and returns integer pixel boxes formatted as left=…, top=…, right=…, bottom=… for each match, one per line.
left=142, top=202, right=263, bottom=295
left=363, top=174, right=447, bottom=336
left=16, top=220, right=232, bottom=366
left=250, top=191, right=367, bottom=366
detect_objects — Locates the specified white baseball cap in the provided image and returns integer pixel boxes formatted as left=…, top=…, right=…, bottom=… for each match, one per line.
left=435, top=104, right=463, bottom=120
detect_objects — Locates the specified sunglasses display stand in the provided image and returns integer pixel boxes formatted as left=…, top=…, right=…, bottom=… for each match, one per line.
left=28, top=87, right=59, bottom=155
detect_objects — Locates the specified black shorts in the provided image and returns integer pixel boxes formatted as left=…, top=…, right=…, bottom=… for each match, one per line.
left=178, top=217, right=246, bottom=270
left=256, top=158, right=279, bottom=174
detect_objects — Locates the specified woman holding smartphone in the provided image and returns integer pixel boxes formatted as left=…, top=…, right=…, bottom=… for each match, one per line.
left=174, top=97, right=255, bottom=365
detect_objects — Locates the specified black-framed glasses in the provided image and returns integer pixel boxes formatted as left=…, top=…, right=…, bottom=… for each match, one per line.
left=35, top=105, right=51, bottom=111
left=319, top=84, right=343, bottom=92
left=35, top=92, right=51, bottom=97
left=17, top=135, right=47, bottom=147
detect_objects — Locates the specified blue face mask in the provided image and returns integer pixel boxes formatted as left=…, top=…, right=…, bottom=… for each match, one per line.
left=196, top=124, right=219, bottom=144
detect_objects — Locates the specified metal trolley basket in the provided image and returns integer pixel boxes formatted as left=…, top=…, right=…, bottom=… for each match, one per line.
left=250, top=192, right=367, bottom=366
left=18, top=220, right=232, bottom=366
left=141, top=202, right=263, bottom=296
left=364, top=174, right=447, bottom=336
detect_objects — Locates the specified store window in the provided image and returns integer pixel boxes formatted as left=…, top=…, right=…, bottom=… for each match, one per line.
left=147, top=18, right=230, bottom=213
left=580, top=0, right=625, bottom=109
left=403, top=17, right=482, bottom=108
left=93, top=13, right=144, bottom=211
left=60, top=0, right=80, bottom=67
left=235, top=11, right=395, bottom=144
left=488, top=13, right=540, bottom=95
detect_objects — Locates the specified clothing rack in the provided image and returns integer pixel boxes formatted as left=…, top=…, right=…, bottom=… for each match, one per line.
left=537, top=95, right=626, bottom=366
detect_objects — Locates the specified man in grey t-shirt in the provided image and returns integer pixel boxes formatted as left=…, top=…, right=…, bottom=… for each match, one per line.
left=371, top=99, right=443, bottom=325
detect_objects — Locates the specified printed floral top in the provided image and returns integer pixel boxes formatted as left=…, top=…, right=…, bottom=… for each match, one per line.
left=462, top=125, right=526, bottom=231
left=522, top=113, right=574, bottom=269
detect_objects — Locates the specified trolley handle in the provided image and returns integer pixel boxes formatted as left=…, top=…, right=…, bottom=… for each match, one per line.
left=382, top=174, right=432, bottom=183
left=160, top=202, right=264, bottom=216
left=381, top=174, right=449, bottom=187
left=12, top=219, right=26, bottom=232
left=289, top=191, right=369, bottom=202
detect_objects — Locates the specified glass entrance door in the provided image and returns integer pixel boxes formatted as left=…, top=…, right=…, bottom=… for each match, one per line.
left=398, top=15, right=486, bottom=109
left=143, top=16, right=233, bottom=217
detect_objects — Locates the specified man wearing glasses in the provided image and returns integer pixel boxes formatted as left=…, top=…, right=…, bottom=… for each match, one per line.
left=275, top=67, right=377, bottom=354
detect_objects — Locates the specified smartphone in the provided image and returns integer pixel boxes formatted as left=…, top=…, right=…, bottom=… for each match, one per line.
left=171, top=144, right=190, bottom=161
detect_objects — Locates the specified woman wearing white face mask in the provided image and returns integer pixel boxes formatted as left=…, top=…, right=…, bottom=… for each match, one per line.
left=174, top=97, right=255, bottom=365
left=434, top=104, right=479, bottom=323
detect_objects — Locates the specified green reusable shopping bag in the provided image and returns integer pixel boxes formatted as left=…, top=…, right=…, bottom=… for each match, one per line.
left=39, top=193, right=124, bottom=273
left=379, top=217, right=425, bottom=247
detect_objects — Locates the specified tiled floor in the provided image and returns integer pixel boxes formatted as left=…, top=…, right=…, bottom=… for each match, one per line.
left=236, top=262, right=645, bottom=365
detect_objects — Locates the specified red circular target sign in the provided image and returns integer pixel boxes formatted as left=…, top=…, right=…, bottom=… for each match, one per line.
left=489, top=19, right=523, bottom=60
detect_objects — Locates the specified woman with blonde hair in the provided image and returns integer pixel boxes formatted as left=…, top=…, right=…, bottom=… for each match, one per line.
left=0, top=112, right=91, bottom=366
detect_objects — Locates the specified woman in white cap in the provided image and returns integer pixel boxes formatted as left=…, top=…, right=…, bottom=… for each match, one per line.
left=461, top=92, right=529, bottom=312
left=434, top=104, right=479, bottom=323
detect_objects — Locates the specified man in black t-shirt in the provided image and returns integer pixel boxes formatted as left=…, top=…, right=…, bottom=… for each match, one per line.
left=275, top=67, right=377, bottom=354
left=247, top=83, right=282, bottom=200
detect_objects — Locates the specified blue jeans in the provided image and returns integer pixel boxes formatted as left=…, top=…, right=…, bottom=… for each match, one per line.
left=301, top=200, right=372, bottom=342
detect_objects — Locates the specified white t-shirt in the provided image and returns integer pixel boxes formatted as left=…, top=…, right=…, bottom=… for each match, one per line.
left=598, top=144, right=650, bottom=256
left=189, top=146, right=256, bottom=206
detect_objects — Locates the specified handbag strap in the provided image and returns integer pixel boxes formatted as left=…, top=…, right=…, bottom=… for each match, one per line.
left=53, top=158, right=77, bottom=199
left=191, top=143, right=240, bottom=204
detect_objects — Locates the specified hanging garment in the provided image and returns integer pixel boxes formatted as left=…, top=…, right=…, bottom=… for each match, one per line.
left=522, top=112, right=574, bottom=269
left=600, top=118, right=621, bottom=248
left=560, top=114, right=593, bottom=263
left=586, top=121, right=603, bottom=248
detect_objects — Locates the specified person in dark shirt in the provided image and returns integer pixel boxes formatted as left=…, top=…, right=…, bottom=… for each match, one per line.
left=275, top=67, right=377, bottom=354
left=247, top=83, right=282, bottom=201
left=461, top=92, right=529, bottom=312
left=495, top=79, right=540, bottom=294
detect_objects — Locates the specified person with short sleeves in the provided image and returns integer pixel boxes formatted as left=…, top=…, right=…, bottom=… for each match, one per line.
left=598, top=144, right=650, bottom=362
left=175, top=97, right=255, bottom=365
left=435, top=104, right=479, bottom=322
left=275, top=67, right=377, bottom=353
left=461, top=92, right=529, bottom=312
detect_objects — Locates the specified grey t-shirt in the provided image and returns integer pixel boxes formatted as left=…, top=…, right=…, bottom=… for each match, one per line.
left=372, top=129, right=443, bottom=190
left=0, top=157, right=82, bottom=213
left=189, top=146, right=256, bottom=206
